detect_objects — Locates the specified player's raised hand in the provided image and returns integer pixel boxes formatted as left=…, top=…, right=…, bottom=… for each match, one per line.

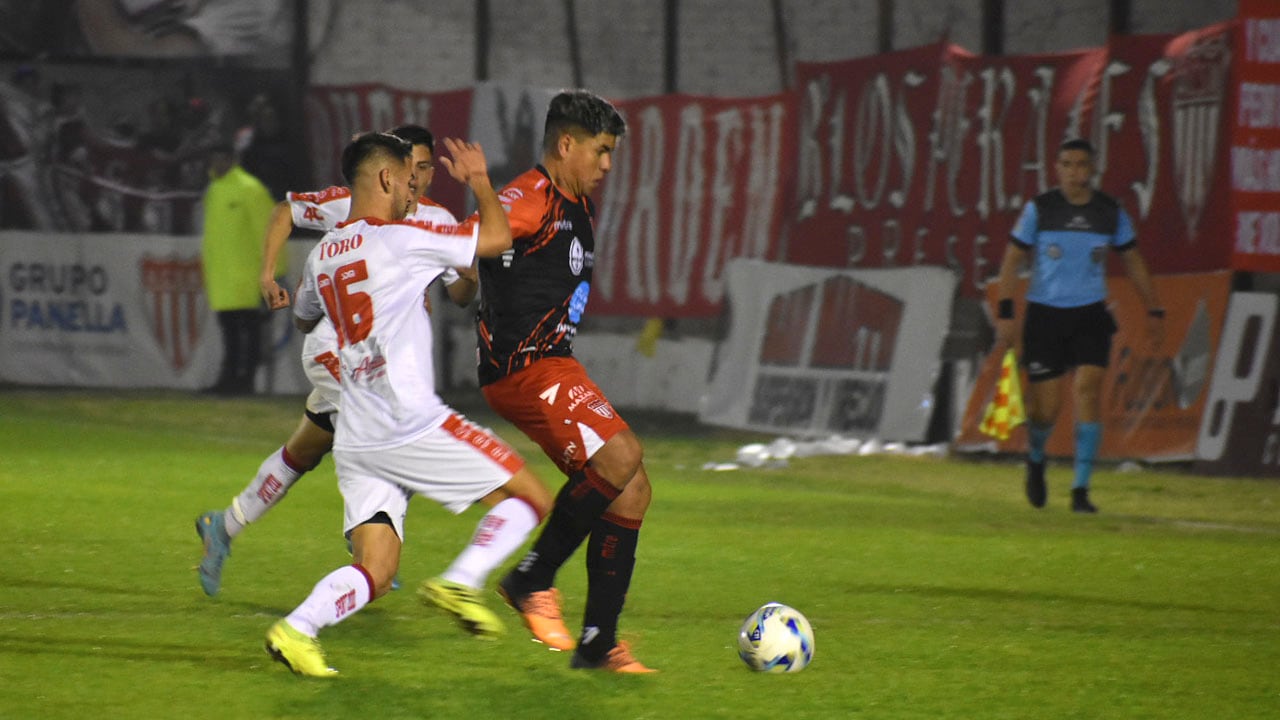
left=438, top=138, right=491, bottom=186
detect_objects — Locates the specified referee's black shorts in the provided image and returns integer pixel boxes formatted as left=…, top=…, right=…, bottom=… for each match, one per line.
left=1021, top=301, right=1117, bottom=382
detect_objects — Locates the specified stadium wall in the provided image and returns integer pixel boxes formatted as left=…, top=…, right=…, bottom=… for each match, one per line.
left=308, top=0, right=1236, bottom=96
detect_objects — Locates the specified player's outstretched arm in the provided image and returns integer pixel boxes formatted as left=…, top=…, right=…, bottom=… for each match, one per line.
left=260, top=200, right=296, bottom=309
left=438, top=138, right=512, bottom=258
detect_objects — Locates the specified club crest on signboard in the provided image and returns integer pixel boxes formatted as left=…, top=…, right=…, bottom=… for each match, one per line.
left=1171, top=33, right=1229, bottom=240
left=140, top=255, right=206, bottom=372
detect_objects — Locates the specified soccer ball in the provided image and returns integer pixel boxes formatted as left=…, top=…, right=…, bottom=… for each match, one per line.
left=737, top=602, right=815, bottom=673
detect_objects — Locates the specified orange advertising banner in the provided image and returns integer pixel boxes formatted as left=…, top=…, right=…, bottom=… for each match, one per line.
left=955, top=272, right=1233, bottom=461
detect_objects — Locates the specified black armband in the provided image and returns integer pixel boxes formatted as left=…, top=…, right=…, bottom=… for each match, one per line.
left=997, top=299, right=1015, bottom=320
left=1147, top=308, right=1165, bottom=319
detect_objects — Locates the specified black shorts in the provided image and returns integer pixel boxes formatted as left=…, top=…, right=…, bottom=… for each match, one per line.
left=1021, top=301, right=1117, bottom=382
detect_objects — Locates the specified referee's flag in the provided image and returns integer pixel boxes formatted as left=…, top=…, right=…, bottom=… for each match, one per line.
left=979, top=349, right=1026, bottom=440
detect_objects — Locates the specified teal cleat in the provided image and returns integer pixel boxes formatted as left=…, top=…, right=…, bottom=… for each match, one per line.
left=195, top=511, right=232, bottom=596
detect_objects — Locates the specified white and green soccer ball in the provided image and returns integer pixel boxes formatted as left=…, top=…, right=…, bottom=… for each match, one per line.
left=737, top=602, right=815, bottom=673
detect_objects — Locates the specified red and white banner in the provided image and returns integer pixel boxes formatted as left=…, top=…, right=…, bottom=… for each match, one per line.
left=304, top=84, right=474, bottom=220
left=592, top=93, right=797, bottom=316
left=701, top=259, right=956, bottom=440
left=1229, top=0, right=1280, bottom=272
left=788, top=31, right=1235, bottom=297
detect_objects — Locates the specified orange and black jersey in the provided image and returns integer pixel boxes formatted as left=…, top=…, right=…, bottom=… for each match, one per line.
left=476, top=165, right=595, bottom=386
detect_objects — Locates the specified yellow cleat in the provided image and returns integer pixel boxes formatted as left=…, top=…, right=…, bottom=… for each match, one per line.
left=419, top=576, right=505, bottom=639
left=265, top=620, right=338, bottom=677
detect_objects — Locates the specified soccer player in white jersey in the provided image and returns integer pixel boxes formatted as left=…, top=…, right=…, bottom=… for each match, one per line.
left=264, top=132, right=550, bottom=677
left=194, top=126, right=477, bottom=598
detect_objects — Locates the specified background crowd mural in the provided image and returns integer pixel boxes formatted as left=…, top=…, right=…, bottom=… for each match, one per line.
left=3, top=0, right=1277, bottom=479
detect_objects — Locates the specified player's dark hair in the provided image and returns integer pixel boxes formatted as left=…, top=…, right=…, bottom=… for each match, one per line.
left=1059, top=138, right=1095, bottom=157
left=388, top=124, right=435, bottom=153
left=341, top=132, right=412, bottom=185
left=542, top=90, right=627, bottom=154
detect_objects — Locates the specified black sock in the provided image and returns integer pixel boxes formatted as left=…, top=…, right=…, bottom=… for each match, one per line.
left=509, top=469, right=618, bottom=592
left=576, top=512, right=641, bottom=663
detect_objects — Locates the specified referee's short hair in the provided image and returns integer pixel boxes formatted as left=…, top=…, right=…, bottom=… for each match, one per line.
left=341, top=132, right=412, bottom=185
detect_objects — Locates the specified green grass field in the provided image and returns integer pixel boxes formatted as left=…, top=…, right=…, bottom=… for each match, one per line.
left=2, top=389, right=1278, bottom=719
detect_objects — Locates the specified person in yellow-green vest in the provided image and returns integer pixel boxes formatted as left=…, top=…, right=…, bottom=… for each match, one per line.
left=201, top=143, right=278, bottom=395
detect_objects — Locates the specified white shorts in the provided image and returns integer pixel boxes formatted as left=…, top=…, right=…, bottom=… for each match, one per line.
left=333, top=413, right=525, bottom=540
left=302, top=326, right=341, bottom=415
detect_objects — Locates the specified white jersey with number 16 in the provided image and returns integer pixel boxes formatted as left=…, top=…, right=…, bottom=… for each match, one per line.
left=294, top=216, right=478, bottom=451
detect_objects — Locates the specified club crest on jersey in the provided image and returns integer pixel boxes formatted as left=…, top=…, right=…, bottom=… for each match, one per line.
left=1090, top=245, right=1107, bottom=264
left=587, top=398, right=614, bottom=419
left=569, top=237, right=585, bottom=275
left=140, top=255, right=206, bottom=372
left=1045, top=244, right=1063, bottom=260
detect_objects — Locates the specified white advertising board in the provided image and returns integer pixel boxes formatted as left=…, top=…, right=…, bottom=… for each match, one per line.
left=700, top=259, right=956, bottom=441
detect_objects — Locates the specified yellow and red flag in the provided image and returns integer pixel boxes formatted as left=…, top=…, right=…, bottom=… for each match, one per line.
left=978, top=349, right=1026, bottom=440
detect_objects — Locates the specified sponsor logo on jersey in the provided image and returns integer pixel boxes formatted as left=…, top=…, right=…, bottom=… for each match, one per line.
left=568, top=280, right=590, bottom=323
left=561, top=440, right=579, bottom=468
left=566, top=384, right=596, bottom=412
left=140, top=255, right=206, bottom=371
left=1066, top=214, right=1092, bottom=230
left=348, top=353, right=387, bottom=382
left=539, top=382, right=562, bottom=405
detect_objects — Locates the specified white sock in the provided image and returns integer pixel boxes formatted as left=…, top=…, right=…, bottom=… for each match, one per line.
left=223, top=446, right=304, bottom=538
left=285, top=564, right=374, bottom=637
left=441, top=498, right=539, bottom=588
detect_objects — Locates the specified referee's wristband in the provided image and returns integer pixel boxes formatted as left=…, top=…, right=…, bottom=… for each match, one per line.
left=1147, top=308, right=1166, bottom=319
left=997, top=299, right=1014, bottom=320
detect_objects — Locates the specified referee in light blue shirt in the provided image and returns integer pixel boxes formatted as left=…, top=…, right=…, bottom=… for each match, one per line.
left=993, top=138, right=1164, bottom=514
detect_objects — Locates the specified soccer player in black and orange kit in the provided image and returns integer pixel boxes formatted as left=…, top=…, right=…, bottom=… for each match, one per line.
left=475, top=90, right=654, bottom=673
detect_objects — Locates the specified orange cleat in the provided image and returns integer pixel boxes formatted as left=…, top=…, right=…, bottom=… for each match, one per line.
left=498, top=579, right=576, bottom=651
left=570, top=641, right=657, bottom=673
